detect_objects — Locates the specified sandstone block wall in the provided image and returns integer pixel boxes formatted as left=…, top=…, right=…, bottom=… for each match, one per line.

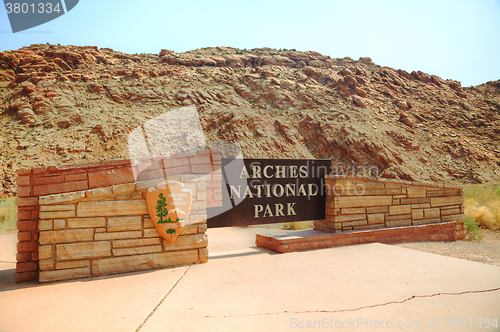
left=16, top=151, right=222, bottom=282
left=314, top=176, right=465, bottom=239
left=37, top=182, right=208, bottom=283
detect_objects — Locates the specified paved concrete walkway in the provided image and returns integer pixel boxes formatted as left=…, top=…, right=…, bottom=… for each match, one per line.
left=1, top=228, right=499, bottom=332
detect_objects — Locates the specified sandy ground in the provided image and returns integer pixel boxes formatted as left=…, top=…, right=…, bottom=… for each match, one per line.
left=395, top=229, right=500, bottom=267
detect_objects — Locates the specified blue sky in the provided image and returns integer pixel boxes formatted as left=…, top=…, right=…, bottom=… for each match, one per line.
left=1, top=0, right=499, bottom=87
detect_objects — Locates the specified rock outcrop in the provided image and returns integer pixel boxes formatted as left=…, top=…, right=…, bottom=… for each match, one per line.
left=0, top=44, right=499, bottom=195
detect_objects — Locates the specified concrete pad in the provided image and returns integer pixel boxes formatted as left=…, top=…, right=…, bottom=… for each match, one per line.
left=0, top=232, right=17, bottom=263
left=323, top=290, right=500, bottom=331
left=0, top=233, right=18, bottom=288
left=207, top=226, right=293, bottom=258
left=0, top=262, right=190, bottom=332
left=207, top=227, right=293, bottom=253
left=0, top=233, right=192, bottom=332
left=142, top=242, right=500, bottom=332
left=278, top=291, right=500, bottom=331
left=1, top=228, right=500, bottom=332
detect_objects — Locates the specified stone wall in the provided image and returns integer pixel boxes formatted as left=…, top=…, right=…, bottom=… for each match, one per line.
left=314, top=176, right=465, bottom=239
left=16, top=151, right=222, bottom=282
left=37, top=182, right=208, bottom=282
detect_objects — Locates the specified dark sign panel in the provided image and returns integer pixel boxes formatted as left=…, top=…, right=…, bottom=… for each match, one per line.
left=207, top=158, right=331, bottom=228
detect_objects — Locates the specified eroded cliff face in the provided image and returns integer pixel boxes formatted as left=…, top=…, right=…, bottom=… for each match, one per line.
left=1, top=44, right=499, bottom=196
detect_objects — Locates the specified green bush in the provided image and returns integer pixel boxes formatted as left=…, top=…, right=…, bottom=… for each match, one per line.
left=464, top=216, right=483, bottom=242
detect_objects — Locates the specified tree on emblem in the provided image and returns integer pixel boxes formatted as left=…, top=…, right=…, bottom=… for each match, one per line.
left=156, top=192, right=184, bottom=224
left=156, top=193, right=169, bottom=224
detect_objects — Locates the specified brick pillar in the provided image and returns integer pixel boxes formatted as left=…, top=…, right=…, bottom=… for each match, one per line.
left=16, top=169, right=39, bottom=282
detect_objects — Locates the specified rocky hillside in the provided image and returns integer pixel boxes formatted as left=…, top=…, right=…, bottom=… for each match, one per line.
left=1, top=44, right=499, bottom=197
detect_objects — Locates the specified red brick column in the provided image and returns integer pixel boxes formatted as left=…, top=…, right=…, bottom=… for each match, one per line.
left=16, top=169, right=39, bottom=282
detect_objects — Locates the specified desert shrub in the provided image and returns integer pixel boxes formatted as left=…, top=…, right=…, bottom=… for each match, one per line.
left=249, top=220, right=314, bottom=230
left=463, top=183, right=500, bottom=230
left=283, top=221, right=314, bottom=230
left=464, top=216, right=483, bottom=241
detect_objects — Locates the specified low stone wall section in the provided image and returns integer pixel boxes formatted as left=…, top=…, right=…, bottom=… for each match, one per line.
left=314, top=176, right=465, bottom=239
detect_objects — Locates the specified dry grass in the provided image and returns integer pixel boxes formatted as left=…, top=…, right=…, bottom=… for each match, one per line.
left=282, top=221, right=315, bottom=230
left=248, top=220, right=314, bottom=230
left=463, top=183, right=500, bottom=230
left=0, top=197, right=17, bottom=233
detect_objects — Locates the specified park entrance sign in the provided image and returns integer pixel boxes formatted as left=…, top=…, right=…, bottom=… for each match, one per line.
left=14, top=154, right=465, bottom=283
left=207, top=158, right=331, bottom=228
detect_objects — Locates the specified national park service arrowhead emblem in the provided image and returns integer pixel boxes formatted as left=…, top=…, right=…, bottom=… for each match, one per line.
left=146, top=183, right=192, bottom=242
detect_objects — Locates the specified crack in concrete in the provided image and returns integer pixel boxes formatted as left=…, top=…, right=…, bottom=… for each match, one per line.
left=135, top=266, right=191, bottom=331
left=203, top=287, right=500, bottom=318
